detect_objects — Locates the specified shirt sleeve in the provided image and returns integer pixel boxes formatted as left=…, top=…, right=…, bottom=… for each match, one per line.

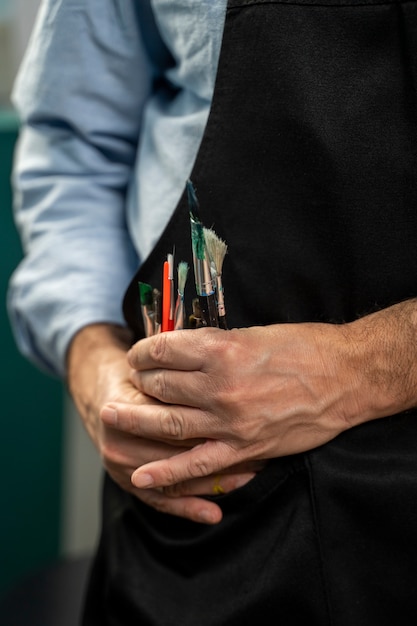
left=7, top=0, right=153, bottom=377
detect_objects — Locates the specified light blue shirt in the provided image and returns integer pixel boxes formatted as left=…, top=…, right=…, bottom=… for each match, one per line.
left=8, top=0, right=227, bottom=376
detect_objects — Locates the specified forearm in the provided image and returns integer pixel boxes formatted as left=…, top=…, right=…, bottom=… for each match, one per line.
left=343, top=298, right=417, bottom=425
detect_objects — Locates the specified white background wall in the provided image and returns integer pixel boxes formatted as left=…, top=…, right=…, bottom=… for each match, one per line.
left=0, top=0, right=41, bottom=104
left=2, top=0, right=102, bottom=558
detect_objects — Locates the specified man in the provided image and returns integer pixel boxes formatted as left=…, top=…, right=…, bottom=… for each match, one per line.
left=9, top=0, right=417, bottom=624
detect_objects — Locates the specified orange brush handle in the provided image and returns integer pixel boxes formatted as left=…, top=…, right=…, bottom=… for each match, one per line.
left=162, top=260, right=171, bottom=332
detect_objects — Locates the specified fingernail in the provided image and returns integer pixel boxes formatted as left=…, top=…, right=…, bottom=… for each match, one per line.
left=234, top=472, right=256, bottom=489
left=198, top=509, right=219, bottom=524
left=101, top=406, right=117, bottom=425
left=132, top=472, right=154, bottom=489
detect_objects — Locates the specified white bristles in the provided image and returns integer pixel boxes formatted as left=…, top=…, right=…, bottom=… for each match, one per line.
left=174, top=261, right=189, bottom=330
left=167, top=252, right=174, bottom=280
left=203, top=227, right=228, bottom=276
left=177, top=261, right=189, bottom=297
left=203, top=227, right=228, bottom=328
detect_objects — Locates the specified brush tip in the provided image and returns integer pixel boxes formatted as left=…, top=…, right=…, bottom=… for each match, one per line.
left=177, top=261, right=189, bottom=294
left=203, top=227, right=228, bottom=272
left=167, top=253, right=174, bottom=279
left=186, top=179, right=200, bottom=220
left=138, top=281, right=153, bottom=306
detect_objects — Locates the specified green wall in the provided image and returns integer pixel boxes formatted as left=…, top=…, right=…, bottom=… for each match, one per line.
left=0, top=111, right=64, bottom=595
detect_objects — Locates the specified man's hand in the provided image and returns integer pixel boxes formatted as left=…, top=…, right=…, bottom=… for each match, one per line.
left=101, top=300, right=417, bottom=491
left=66, top=323, right=258, bottom=524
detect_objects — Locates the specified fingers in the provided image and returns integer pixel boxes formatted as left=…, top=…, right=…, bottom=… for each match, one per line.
left=101, top=431, right=224, bottom=524
left=131, top=439, right=243, bottom=490
left=162, top=471, right=256, bottom=498
left=130, top=469, right=258, bottom=523
left=127, top=327, right=227, bottom=372
left=130, top=368, right=214, bottom=407
left=131, top=488, right=223, bottom=525
left=101, top=402, right=219, bottom=442
left=126, top=329, right=239, bottom=409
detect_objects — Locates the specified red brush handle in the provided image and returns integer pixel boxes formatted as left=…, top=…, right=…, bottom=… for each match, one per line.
left=162, top=260, right=171, bottom=332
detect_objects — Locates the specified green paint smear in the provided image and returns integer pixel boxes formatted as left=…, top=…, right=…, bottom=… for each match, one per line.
left=190, top=216, right=206, bottom=261
left=138, top=281, right=153, bottom=305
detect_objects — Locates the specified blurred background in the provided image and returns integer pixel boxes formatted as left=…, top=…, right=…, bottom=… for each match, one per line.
left=0, top=0, right=102, bottom=607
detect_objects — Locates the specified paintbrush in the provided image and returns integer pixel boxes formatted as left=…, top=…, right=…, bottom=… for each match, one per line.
left=204, top=227, right=228, bottom=330
left=186, top=180, right=219, bottom=327
left=138, top=281, right=155, bottom=337
left=162, top=252, right=175, bottom=332
left=168, top=251, right=175, bottom=331
left=161, top=258, right=170, bottom=332
left=153, top=288, right=162, bottom=334
left=174, top=261, right=189, bottom=330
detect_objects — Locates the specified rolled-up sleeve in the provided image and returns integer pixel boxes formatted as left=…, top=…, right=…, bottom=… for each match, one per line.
left=7, top=0, right=153, bottom=376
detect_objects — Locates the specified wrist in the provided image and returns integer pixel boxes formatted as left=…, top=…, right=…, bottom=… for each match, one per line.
left=66, top=323, right=133, bottom=370
left=66, top=323, right=133, bottom=443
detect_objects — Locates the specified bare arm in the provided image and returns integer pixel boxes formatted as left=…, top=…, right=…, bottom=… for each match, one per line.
left=100, top=299, right=417, bottom=490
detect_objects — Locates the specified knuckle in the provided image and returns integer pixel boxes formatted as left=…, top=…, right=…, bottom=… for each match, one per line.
left=158, top=407, right=185, bottom=439
left=125, top=406, right=140, bottom=434
left=214, top=328, right=241, bottom=362
left=153, top=370, right=168, bottom=399
left=149, top=333, right=170, bottom=365
left=163, top=465, right=181, bottom=485
left=189, top=455, right=211, bottom=479
left=203, top=328, right=231, bottom=360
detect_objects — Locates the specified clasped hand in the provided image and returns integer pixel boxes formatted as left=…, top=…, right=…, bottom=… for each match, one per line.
left=102, top=322, right=364, bottom=511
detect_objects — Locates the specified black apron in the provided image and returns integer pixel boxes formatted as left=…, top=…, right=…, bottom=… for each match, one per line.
left=83, top=1, right=417, bottom=624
